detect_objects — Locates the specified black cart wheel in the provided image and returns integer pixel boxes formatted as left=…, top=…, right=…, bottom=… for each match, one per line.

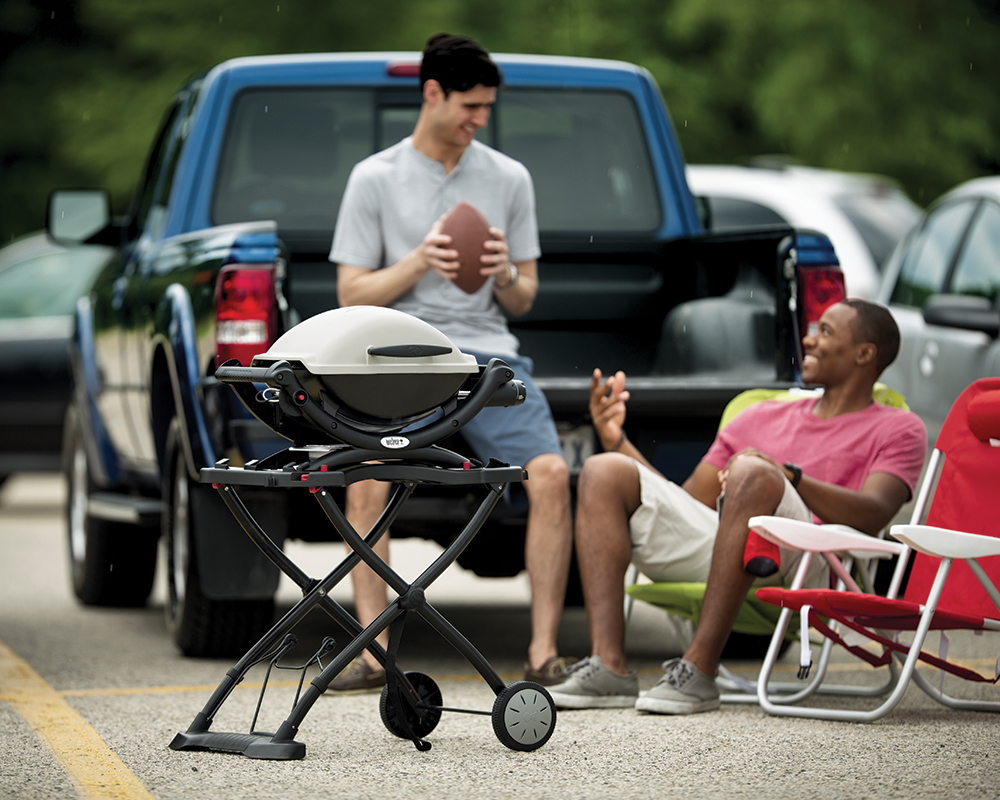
left=163, top=417, right=273, bottom=658
left=379, top=671, right=443, bottom=739
left=492, top=681, right=556, bottom=751
left=64, top=403, right=157, bottom=607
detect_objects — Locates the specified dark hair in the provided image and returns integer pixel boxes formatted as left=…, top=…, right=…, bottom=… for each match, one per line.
left=420, top=33, right=501, bottom=95
left=842, top=299, right=900, bottom=374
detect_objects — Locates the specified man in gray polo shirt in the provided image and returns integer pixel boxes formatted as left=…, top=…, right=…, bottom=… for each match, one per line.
left=328, top=33, right=575, bottom=692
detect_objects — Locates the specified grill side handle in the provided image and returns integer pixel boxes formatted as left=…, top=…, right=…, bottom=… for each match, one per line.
left=215, top=360, right=287, bottom=384
left=484, top=378, right=526, bottom=407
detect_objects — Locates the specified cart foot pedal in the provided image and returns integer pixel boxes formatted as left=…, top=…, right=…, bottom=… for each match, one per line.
left=170, top=730, right=306, bottom=760
left=170, top=635, right=337, bottom=761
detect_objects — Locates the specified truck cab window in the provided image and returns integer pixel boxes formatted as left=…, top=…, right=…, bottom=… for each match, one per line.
left=212, top=86, right=658, bottom=237
left=497, top=89, right=661, bottom=233
left=213, top=88, right=373, bottom=233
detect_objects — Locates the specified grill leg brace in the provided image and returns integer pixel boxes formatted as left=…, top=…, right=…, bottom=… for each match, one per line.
left=171, top=459, right=520, bottom=760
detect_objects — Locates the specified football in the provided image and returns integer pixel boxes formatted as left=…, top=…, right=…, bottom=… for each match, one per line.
left=439, top=201, right=492, bottom=293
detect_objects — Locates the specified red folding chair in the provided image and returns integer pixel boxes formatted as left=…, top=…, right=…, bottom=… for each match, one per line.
left=750, top=377, right=1000, bottom=721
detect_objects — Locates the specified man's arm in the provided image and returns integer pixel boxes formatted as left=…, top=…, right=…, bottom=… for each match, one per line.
left=722, top=449, right=910, bottom=536
left=482, top=226, right=538, bottom=316
left=794, top=470, right=910, bottom=536
left=682, top=461, right=724, bottom=510
left=337, top=217, right=458, bottom=308
left=492, top=258, right=538, bottom=316
left=589, top=368, right=649, bottom=465
left=589, top=367, right=723, bottom=508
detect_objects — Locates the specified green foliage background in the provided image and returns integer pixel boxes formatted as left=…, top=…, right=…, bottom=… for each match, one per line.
left=2, top=0, right=998, bottom=244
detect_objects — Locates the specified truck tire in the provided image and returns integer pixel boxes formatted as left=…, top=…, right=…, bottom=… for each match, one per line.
left=163, top=417, right=273, bottom=657
left=64, top=404, right=157, bottom=607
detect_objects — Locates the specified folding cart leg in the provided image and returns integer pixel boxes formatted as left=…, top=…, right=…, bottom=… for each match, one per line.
left=170, top=482, right=417, bottom=758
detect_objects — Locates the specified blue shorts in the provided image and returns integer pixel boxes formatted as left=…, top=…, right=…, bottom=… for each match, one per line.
left=459, top=351, right=563, bottom=510
left=459, top=350, right=562, bottom=468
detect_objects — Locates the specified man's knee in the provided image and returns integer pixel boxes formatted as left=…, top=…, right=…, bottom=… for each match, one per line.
left=577, top=452, right=641, bottom=517
left=345, top=479, right=392, bottom=515
left=523, top=453, right=570, bottom=502
left=723, top=455, right=785, bottom=510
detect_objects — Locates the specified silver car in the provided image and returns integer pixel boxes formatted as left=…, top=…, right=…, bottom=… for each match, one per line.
left=877, top=176, right=1000, bottom=441
left=687, top=163, right=922, bottom=300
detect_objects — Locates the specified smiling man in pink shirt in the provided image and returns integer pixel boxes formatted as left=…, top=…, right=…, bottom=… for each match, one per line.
left=548, top=299, right=927, bottom=714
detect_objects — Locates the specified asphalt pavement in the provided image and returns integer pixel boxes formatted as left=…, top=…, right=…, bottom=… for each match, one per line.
left=1, top=473, right=999, bottom=800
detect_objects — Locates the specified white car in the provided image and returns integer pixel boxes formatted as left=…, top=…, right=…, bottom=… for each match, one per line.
left=687, top=164, right=922, bottom=299
left=877, top=176, right=1000, bottom=438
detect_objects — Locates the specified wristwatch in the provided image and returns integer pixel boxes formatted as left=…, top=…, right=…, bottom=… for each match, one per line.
left=783, top=462, right=803, bottom=489
left=497, top=263, right=518, bottom=290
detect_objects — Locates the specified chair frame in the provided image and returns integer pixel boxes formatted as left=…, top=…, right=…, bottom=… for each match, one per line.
left=752, top=445, right=1000, bottom=721
left=720, top=541, right=905, bottom=705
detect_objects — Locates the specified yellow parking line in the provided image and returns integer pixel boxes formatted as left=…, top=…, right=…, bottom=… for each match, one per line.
left=0, top=638, right=155, bottom=800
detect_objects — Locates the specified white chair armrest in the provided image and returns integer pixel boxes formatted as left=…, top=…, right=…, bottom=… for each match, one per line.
left=749, top=516, right=907, bottom=555
left=890, top=524, right=1000, bottom=559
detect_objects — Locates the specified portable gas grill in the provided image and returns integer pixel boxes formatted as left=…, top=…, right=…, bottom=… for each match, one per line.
left=169, top=306, right=557, bottom=759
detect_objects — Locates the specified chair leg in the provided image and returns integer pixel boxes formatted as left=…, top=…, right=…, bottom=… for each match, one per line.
left=623, top=563, right=639, bottom=626
left=908, top=665, right=1000, bottom=712
left=757, top=558, right=961, bottom=721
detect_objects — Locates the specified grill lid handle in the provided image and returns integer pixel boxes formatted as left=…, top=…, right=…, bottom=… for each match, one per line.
left=367, top=344, right=453, bottom=358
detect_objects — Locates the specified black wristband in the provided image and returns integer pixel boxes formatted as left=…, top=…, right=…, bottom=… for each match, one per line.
left=783, top=462, right=802, bottom=489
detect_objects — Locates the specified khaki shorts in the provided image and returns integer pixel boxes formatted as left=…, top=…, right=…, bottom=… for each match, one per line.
left=628, top=461, right=828, bottom=589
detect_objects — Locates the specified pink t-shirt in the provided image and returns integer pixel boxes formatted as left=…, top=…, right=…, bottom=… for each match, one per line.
left=704, top=398, right=927, bottom=521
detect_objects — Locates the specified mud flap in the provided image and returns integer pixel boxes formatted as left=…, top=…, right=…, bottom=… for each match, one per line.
left=189, top=485, right=285, bottom=599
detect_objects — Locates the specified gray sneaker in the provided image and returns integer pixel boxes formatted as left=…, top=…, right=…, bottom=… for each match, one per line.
left=635, top=657, right=720, bottom=715
left=546, top=655, right=639, bottom=709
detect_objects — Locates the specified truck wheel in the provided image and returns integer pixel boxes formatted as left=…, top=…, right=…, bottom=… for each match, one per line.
left=163, top=418, right=273, bottom=658
left=64, top=405, right=157, bottom=607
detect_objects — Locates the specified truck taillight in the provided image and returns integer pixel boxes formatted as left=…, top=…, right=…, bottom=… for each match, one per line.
left=798, top=266, right=846, bottom=337
left=215, top=264, right=278, bottom=367
left=777, top=233, right=845, bottom=382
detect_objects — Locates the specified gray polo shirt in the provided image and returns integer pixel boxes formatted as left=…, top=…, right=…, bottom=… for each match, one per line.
left=329, top=137, right=540, bottom=357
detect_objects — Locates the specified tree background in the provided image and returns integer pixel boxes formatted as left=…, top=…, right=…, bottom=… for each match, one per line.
left=1, top=0, right=998, bottom=245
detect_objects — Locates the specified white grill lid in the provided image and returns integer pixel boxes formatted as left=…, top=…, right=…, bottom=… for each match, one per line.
left=253, top=306, right=478, bottom=376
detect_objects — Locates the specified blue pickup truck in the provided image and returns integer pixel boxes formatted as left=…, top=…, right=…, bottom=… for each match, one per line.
left=49, top=52, right=843, bottom=657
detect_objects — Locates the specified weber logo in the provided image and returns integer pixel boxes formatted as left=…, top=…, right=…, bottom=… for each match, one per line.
left=380, top=436, right=410, bottom=449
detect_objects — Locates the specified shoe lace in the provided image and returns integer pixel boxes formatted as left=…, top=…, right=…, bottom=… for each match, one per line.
left=659, top=658, right=693, bottom=689
left=564, top=656, right=599, bottom=680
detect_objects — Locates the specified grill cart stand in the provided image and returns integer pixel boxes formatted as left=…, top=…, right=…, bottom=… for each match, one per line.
left=169, top=338, right=557, bottom=759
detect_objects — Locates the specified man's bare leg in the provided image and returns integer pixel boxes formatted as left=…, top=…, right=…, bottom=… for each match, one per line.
left=683, top=456, right=785, bottom=677
left=344, top=479, right=392, bottom=672
left=522, top=452, right=573, bottom=671
left=572, top=453, right=642, bottom=675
